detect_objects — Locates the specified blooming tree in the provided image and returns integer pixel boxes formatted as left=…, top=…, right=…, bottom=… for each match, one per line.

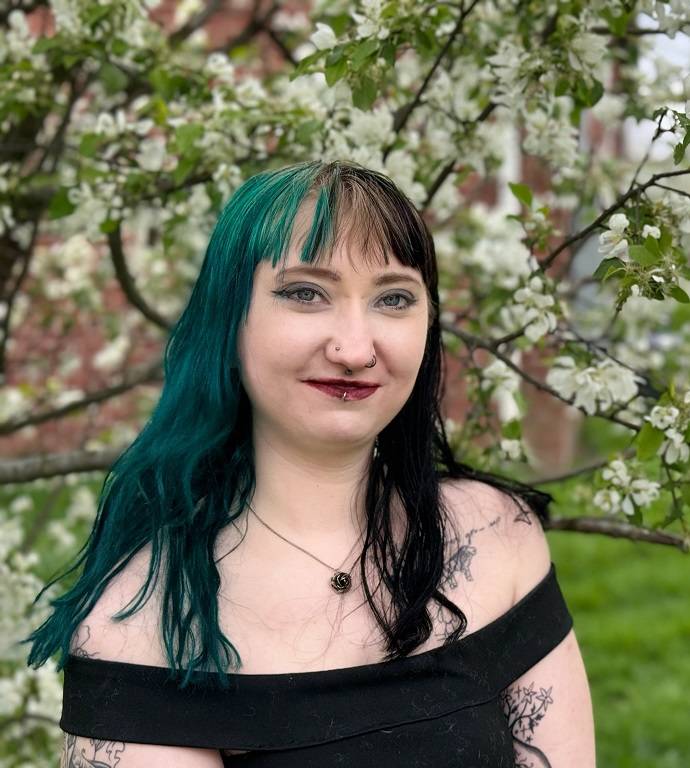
left=1, top=0, right=690, bottom=763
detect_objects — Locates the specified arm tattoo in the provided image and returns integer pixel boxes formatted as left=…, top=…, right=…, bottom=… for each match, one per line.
left=500, top=681, right=554, bottom=768
left=61, top=733, right=126, bottom=767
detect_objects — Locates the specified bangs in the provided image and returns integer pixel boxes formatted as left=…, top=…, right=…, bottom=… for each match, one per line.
left=256, top=162, right=436, bottom=286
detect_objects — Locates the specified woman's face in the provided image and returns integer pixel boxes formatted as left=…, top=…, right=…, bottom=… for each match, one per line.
left=236, top=228, right=431, bottom=459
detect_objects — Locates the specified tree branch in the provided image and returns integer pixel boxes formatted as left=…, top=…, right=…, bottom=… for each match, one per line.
left=539, top=169, right=690, bottom=271
left=107, top=226, right=174, bottom=330
left=385, top=0, right=482, bottom=159
left=441, top=320, right=642, bottom=431
left=546, top=515, right=690, bottom=553
left=0, top=446, right=124, bottom=484
left=0, top=358, right=163, bottom=436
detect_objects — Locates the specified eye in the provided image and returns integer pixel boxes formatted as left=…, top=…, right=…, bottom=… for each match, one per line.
left=272, top=286, right=418, bottom=312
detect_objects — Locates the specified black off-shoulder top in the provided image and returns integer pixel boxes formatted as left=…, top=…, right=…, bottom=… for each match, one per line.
left=60, top=561, right=573, bottom=767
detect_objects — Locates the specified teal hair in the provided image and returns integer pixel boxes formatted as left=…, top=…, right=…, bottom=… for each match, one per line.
left=23, top=160, right=554, bottom=690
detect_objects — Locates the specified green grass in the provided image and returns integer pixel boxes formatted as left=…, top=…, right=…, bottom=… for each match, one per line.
left=548, top=530, right=690, bottom=768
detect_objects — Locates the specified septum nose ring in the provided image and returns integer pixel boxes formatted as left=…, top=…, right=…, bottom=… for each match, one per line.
left=334, top=346, right=376, bottom=400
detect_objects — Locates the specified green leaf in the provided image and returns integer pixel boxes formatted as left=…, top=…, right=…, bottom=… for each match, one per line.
left=111, top=38, right=128, bottom=57
left=294, top=119, right=321, bottom=144
left=323, top=12, right=351, bottom=37
left=668, top=283, right=690, bottom=303
left=508, top=182, right=532, bottom=208
left=673, top=137, right=689, bottom=165
left=78, top=132, right=101, bottom=158
left=172, top=155, right=197, bottom=185
left=574, top=77, right=604, bottom=107
left=593, top=257, right=625, bottom=281
left=636, top=421, right=665, bottom=461
left=502, top=419, right=522, bottom=440
left=413, top=27, right=436, bottom=57
left=380, top=40, right=396, bottom=66
left=99, top=62, right=128, bottom=95
left=32, top=37, right=59, bottom=54
left=99, top=218, right=119, bottom=234
left=48, top=189, right=76, bottom=220
left=629, top=244, right=659, bottom=266
left=84, top=4, right=110, bottom=25
left=600, top=8, right=633, bottom=36
left=352, top=76, right=377, bottom=110
left=659, top=227, right=672, bottom=253
left=643, top=235, right=661, bottom=257
left=554, top=76, right=570, bottom=97
left=175, top=123, right=203, bottom=153
left=289, top=49, right=323, bottom=80
left=350, top=39, right=379, bottom=71
left=325, top=56, right=348, bottom=86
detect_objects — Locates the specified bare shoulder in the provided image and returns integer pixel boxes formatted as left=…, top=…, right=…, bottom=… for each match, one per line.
left=69, top=543, right=168, bottom=665
left=439, top=477, right=552, bottom=606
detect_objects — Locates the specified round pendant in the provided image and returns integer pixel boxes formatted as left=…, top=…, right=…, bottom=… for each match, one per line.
left=330, top=571, right=352, bottom=593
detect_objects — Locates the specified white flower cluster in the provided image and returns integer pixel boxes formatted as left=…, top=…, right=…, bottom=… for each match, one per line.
left=323, top=107, right=428, bottom=203
left=546, top=356, right=641, bottom=416
left=459, top=208, right=537, bottom=290
left=499, top=438, right=524, bottom=461
left=499, top=275, right=558, bottom=343
left=351, top=0, right=392, bottom=41
left=638, top=0, right=690, bottom=38
left=0, top=661, right=64, bottom=766
left=480, top=358, right=523, bottom=422
left=0, top=513, right=52, bottom=663
left=568, top=30, right=609, bottom=81
left=1, top=10, right=47, bottom=67
left=645, top=396, right=690, bottom=464
left=523, top=97, right=582, bottom=181
left=51, top=0, right=157, bottom=46
left=594, top=458, right=661, bottom=516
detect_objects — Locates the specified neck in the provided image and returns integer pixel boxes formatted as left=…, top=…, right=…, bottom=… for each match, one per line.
left=247, top=432, right=373, bottom=543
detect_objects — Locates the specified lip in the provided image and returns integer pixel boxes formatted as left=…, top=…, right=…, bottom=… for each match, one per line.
left=304, top=381, right=379, bottom=401
left=306, top=378, right=379, bottom=387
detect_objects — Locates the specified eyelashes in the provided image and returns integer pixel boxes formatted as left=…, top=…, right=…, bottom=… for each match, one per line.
left=272, top=285, right=418, bottom=312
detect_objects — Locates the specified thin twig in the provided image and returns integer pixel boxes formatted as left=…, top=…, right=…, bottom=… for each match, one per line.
left=545, top=515, right=689, bottom=552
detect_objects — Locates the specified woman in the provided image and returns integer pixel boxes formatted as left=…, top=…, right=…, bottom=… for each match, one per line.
left=26, top=160, right=595, bottom=766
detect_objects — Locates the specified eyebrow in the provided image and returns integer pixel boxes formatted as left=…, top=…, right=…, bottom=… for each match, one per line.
left=275, top=266, right=423, bottom=287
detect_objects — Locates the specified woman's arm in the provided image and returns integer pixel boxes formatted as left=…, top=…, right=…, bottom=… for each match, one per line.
left=60, top=732, right=224, bottom=767
left=502, top=499, right=596, bottom=768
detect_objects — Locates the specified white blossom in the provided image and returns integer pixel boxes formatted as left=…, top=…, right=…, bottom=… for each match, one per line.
left=500, top=438, right=523, bottom=460
left=310, top=22, right=337, bottom=50
left=135, top=136, right=167, bottom=172
left=593, top=488, right=621, bottom=514
left=499, top=275, right=558, bottom=342
left=642, top=224, right=661, bottom=239
left=93, top=335, right=130, bottom=371
left=659, top=427, right=690, bottom=464
left=646, top=404, right=680, bottom=430
left=546, top=357, right=640, bottom=416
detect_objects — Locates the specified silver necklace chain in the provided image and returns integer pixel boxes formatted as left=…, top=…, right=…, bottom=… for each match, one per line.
left=247, top=502, right=363, bottom=591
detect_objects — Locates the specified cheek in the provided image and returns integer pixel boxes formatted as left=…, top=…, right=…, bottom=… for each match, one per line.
left=386, top=325, right=428, bottom=372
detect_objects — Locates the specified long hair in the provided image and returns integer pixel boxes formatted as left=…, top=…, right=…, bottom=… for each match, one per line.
left=23, top=160, right=553, bottom=690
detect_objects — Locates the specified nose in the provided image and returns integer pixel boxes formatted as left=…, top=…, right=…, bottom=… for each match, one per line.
left=325, top=310, right=376, bottom=371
